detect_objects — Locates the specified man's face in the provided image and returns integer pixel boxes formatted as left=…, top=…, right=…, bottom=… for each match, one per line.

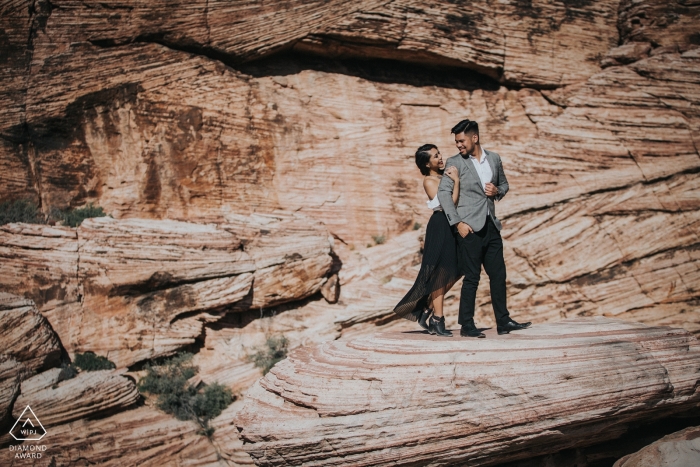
left=455, top=132, right=478, bottom=156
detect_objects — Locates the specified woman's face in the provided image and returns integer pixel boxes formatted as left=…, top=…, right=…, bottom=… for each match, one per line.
left=426, top=147, right=444, bottom=172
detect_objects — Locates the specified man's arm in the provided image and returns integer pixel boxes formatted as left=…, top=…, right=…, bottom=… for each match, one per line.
left=495, top=154, right=509, bottom=201
left=437, top=160, right=459, bottom=226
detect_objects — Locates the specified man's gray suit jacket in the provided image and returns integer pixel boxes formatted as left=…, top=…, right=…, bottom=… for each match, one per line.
left=437, top=148, right=509, bottom=232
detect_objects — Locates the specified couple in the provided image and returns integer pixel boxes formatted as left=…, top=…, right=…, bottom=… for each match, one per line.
left=393, top=119, right=531, bottom=338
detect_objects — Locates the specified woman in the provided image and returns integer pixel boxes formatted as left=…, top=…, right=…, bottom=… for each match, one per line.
left=393, top=144, right=461, bottom=337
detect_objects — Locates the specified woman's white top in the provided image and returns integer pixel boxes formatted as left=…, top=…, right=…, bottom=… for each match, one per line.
left=427, top=197, right=442, bottom=211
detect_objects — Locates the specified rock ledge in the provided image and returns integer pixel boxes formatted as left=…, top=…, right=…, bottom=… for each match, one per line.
left=235, top=317, right=700, bottom=466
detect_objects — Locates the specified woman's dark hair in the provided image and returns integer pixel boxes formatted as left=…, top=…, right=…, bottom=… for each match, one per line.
left=451, top=119, right=479, bottom=136
left=415, top=144, right=437, bottom=176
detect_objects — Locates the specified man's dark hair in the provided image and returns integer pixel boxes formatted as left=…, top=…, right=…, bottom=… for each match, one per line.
left=415, top=143, right=437, bottom=176
left=451, top=119, right=479, bottom=136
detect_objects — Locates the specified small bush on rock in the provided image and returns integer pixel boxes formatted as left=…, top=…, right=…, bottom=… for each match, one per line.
left=54, top=203, right=106, bottom=227
left=372, top=234, right=386, bottom=245
left=138, top=353, right=233, bottom=436
left=247, top=335, right=289, bottom=375
left=53, top=362, right=79, bottom=388
left=74, top=352, right=116, bottom=371
left=0, top=199, right=45, bottom=225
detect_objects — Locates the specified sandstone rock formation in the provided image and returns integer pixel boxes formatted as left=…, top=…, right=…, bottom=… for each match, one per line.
left=0, top=294, right=62, bottom=373
left=0, top=357, right=27, bottom=430
left=0, top=405, right=228, bottom=467
left=614, top=425, right=700, bottom=467
left=1, top=0, right=696, bottom=241
left=2, top=0, right=699, bottom=341
left=0, top=214, right=333, bottom=368
left=0, top=293, right=62, bottom=427
left=235, top=318, right=700, bottom=466
left=1, top=0, right=699, bottom=464
left=192, top=227, right=426, bottom=391
left=12, top=370, right=140, bottom=428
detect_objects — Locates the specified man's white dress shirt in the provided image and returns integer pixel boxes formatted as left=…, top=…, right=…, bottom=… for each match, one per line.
left=469, top=149, right=492, bottom=215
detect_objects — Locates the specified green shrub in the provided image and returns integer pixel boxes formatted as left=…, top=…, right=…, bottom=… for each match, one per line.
left=138, top=353, right=233, bottom=436
left=74, top=352, right=116, bottom=371
left=53, top=362, right=79, bottom=388
left=413, top=222, right=421, bottom=230
left=0, top=199, right=45, bottom=225
left=192, top=383, right=232, bottom=421
left=372, top=234, right=386, bottom=245
left=54, top=203, right=106, bottom=227
left=247, top=336, right=289, bottom=375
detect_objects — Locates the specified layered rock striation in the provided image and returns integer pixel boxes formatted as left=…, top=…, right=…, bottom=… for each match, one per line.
left=2, top=404, right=232, bottom=467
left=0, top=293, right=62, bottom=428
left=0, top=0, right=699, bottom=464
left=1, top=0, right=697, bottom=240
left=2, top=0, right=699, bottom=338
left=0, top=213, right=334, bottom=367
left=614, top=425, right=700, bottom=467
left=12, top=370, right=140, bottom=428
left=235, top=318, right=700, bottom=466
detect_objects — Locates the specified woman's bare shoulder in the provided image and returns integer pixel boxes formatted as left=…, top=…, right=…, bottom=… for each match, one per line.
left=423, top=176, right=440, bottom=198
left=423, top=176, right=439, bottom=189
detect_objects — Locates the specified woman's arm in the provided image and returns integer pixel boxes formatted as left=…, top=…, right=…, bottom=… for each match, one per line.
left=444, top=167, right=460, bottom=205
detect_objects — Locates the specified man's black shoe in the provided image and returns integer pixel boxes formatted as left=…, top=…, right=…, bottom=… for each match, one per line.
left=417, top=308, right=432, bottom=332
left=497, top=319, right=532, bottom=335
left=429, top=316, right=453, bottom=337
left=460, top=326, right=485, bottom=338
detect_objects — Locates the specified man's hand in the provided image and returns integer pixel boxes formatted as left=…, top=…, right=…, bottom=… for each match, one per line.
left=457, top=222, right=473, bottom=238
left=484, top=183, right=498, bottom=198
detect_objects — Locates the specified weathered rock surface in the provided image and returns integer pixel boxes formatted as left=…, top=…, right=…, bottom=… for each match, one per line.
left=1, top=0, right=697, bottom=244
left=0, top=356, right=27, bottom=429
left=295, top=0, right=620, bottom=87
left=618, top=0, right=700, bottom=50
left=0, top=405, right=227, bottom=467
left=210, top=400, right=257, bottom=466
left=0, top=293, right=62, bottom=427
left=235, top=318, right=700, bottom=466
left=614, top=425, right=700, bottom=467
left=0, top=226, right=79, bottom=316
left=12, top=370, right=140, bottom=428
left=0, top=0, right=699, bottom=463
left=0, top=0, right=620, bottom=140
left=0, top=214, right=333, bottom=368
left=0, top=293, right=62, bottom=373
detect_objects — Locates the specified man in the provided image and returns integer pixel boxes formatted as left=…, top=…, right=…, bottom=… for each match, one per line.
left=437, top=119, right=531, bottom=338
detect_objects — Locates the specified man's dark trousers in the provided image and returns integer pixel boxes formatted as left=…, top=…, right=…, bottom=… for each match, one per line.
left=456, top=217, right=509, bottom=326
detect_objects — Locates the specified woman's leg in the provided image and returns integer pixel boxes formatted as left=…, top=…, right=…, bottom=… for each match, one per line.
left=429, top=290, right=452, bottom=336
left=431, top=293, right=444, bottom=318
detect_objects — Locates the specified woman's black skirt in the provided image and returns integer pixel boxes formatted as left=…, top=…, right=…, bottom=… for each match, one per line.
left=393, top=210, right=461, bottom=321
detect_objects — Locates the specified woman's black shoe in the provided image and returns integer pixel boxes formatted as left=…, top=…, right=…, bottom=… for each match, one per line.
left=417, top=308, right=432, bottom=332
left=429, top=316, right=453, bottom=337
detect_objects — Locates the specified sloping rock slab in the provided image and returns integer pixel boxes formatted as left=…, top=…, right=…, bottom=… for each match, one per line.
left=0, top=293, right=62, bottom=427
left=235, top=318, right=700, bottom=467
left=0, top=214, right=333, bottom=368
left=0, top=293, right=61, bottom=374
left=0, top=405, right=226, bottom=467
left=0, top=356, right=28, bottom=429
left=614, top=425, right=700, bottom=467
left=12, top=370, right=140, bottom=427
